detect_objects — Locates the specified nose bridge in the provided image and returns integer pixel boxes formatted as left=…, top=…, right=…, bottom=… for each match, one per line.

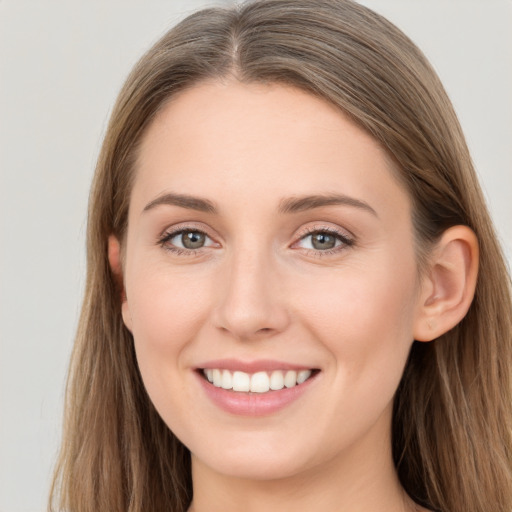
left=213, top=239, right=289, bottom=340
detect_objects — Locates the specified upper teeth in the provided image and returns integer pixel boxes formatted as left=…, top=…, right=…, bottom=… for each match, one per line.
left=203, top=369, right=312, bottom=393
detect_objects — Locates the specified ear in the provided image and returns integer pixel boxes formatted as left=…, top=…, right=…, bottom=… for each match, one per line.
left=108, top=235, right=133, bottom=332
left=414, top=225, right=479, bottom=342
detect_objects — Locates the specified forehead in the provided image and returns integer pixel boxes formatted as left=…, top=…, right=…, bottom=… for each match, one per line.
left=131, top=80, right=409, bottom=219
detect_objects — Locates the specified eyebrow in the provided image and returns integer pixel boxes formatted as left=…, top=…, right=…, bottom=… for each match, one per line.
left=278, top=194, right=378, bottom=217
left=143, top=193, right=217, bottom=214
left=142, top=192, right=377, bottom=217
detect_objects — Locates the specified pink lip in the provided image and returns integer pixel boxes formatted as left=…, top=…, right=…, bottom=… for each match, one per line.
left=194, top=366, right=319, bottom=417
left=197, top=358, right=314, bottom=373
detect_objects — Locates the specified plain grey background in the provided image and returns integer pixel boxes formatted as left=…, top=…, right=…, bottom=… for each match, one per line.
left=1, top=1, right=511, bottom=511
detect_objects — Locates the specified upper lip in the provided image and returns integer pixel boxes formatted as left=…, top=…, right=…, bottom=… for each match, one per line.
left=196, top=359, right=318, bottom=373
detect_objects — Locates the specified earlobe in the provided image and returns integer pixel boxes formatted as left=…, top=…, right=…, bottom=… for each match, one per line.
left=414, top=225, right=479, bottom=342
left=108, top=235, right=133, bottom=332
left=108, top=235, right=123, bottom=280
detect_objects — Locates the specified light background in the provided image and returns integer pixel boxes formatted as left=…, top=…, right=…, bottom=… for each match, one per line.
left=0, top=1, right=510, bottom=510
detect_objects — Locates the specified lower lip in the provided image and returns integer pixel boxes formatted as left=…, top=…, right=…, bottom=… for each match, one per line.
left=196, top=371, right=318, bottom=416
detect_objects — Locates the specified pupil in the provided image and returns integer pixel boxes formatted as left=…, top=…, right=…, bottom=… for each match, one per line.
left=312, top=233, right=335, bottom=250
left=182, top=231, right=205, bottom=249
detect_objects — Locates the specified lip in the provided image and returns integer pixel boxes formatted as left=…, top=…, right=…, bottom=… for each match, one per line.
left=197, top=358, right=313, bottom=373
left=194, top=360, right=320, bottom=416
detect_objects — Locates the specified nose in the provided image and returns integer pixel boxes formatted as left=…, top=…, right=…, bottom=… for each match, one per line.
left=212, top=248, right=291, bottom=341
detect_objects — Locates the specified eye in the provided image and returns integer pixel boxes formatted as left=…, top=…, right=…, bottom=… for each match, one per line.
left=159, top=229, right=216, bottom=252
left=295, top=229, right=353, bottom=252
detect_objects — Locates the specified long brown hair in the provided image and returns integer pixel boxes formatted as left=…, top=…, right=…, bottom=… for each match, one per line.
left=49, top=1, right=512, bottom=511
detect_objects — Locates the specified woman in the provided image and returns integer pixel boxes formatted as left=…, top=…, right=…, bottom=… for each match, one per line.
left=49, top=1, right=512, bottom=511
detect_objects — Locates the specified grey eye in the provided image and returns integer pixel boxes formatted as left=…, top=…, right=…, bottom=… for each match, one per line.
left=168, top=230, right=211, bottom=250
left=310, top=232, right=337, bottom=250
left=180, top=231, right=206, bottom=249
left=297, top=230, right=348, bottom=251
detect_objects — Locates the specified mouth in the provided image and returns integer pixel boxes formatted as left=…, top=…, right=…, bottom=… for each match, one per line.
left=198, top=368, right=320, bottom=394
left=195, top=362, right=321, bottom=416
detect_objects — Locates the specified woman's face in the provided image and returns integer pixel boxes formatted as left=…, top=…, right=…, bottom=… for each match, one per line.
left=119, top=81, right=426, bottom=481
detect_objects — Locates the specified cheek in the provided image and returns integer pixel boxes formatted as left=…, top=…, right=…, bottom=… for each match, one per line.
left=286, top=260, right=418, bottom=451
left=124, top=263, right=218, bottom=429
left=292, top=255, right=418, bottom=374
left=125, top=261, right=213, bottom=377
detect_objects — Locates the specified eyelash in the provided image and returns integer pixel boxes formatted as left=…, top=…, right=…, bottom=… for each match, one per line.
left=157, top=227, right=214, bottom=257
left=294, top=226, right=355, bottom=256
left=157, top=225, right=354, bottom=257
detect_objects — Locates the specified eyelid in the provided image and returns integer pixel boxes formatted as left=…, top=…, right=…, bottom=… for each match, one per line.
left=158, top=221, right=217, bottom=240
left=294, top=223, right=354, bottom=242
left=291, top=224, right=355, bottom=253
left=168, top=230, right=215, bottom=248
left=157, top=222, right=220, bottom=252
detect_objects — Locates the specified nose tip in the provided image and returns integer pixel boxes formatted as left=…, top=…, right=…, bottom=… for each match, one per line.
left=216, top=305, right=287, bottom=341
left=212, top=257, right=290, bottom=341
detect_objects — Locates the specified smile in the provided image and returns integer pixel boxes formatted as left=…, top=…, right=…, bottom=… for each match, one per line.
left=196, top=361, right=321, bottom=416
left=202, top=368, right=314, bottom=393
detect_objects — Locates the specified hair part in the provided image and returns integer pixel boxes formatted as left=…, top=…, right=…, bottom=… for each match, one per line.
left=50, top=1, right=512, bottom=511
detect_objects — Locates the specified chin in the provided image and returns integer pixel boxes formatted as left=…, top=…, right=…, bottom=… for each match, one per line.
left=194, top=449, right=315, bottom=482
left=185, top=425, right=330, bottom=482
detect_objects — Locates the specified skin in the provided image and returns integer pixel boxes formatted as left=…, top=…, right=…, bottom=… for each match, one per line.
left=109, top=80, right=478, bottom=512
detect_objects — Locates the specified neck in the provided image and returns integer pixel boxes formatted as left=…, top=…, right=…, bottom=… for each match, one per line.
left=188, top=412, right=423, bottom=512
